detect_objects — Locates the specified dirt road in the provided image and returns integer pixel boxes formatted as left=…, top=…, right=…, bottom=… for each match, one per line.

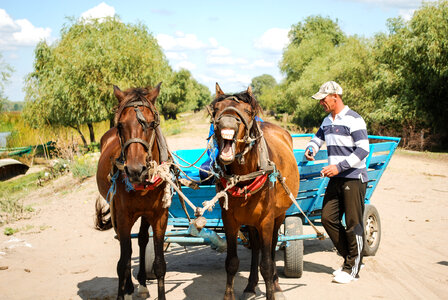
left=0, top=135, right=447, bottom=300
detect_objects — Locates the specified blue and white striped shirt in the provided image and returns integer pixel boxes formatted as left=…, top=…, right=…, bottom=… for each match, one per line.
left=306, top=106, right=369, bottom=182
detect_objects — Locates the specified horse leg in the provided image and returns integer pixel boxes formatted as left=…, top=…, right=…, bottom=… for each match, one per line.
left=152, top=213, right=168, bottom=300
left=223, top=217, right=240, bottom=300
left=271, top=216, right=286, bottom=300
left=136, top=217, right=150, bottom=298
left=241, top=226, right=260, bottom=300
left=258, top=221, right=275, bottom=300
left=116, top=225, right=134, bottom=300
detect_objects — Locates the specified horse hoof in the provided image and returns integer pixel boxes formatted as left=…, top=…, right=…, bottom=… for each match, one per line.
left=124, top=294, right=133, bottom=300
left=138, top=284, right=150, bottom=297
left=240, top=292, right=256, bottom=300
left=274, top=291, right=286, bottom=300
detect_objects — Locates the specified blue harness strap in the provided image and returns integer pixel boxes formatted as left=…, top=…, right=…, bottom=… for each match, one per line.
left=106, top=171, right=120, bottom=204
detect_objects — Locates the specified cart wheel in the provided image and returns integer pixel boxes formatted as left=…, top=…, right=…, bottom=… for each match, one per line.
left=362, top=204, right=381, bottom=256
left=145, top=232, right=156, bottom=280
left=283, top=215, right=304, bottom=278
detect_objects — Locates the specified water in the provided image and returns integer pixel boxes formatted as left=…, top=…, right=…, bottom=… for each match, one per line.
left=0, top=132, right=11, bottom=147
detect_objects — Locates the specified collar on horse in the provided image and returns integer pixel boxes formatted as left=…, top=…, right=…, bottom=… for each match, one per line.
left=209, top=96, right=276, bottom=198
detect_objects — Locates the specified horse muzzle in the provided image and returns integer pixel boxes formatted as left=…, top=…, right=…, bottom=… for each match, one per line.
left=124, top=163, right=148, bottom=184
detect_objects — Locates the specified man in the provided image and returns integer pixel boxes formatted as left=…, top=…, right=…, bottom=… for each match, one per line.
left=304, top=81, right=369, bottom=284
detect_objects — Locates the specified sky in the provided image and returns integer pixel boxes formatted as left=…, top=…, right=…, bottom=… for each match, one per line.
left=0, top=0, right=434, bottom=101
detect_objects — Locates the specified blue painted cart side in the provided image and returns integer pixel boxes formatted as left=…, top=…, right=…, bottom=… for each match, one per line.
left=286, top=134, right=401, bottom=225
left=140, top=134, right=400, bottom=246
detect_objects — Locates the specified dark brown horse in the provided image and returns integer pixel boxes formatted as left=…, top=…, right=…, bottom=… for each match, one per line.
left=210, top=83, right=300, bottom=300
left=96, top=84, right=170, bottom=300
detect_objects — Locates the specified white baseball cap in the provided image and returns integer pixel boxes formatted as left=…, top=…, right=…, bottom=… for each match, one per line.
left=311, top=81, right=343, bottom=100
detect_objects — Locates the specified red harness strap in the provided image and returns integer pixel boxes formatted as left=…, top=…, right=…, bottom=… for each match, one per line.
left=132, top=175, right=164, bottom=191
left=220, top=174, right=268, bottom=198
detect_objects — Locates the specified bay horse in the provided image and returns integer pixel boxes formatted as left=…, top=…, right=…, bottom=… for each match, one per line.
left=210, top=83, right=300, bottom=300
left=96, top=84, right=171, bottom=300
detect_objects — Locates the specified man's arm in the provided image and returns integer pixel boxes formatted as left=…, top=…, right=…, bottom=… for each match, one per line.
left=305, top=127, right=325, bottom=161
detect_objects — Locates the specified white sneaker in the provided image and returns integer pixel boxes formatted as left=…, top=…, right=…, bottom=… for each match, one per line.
left=332, top=267, right=343, bottom=276
left=332, top=263, right=364, bottom=277
left=332, top=271, right=358, bottom=284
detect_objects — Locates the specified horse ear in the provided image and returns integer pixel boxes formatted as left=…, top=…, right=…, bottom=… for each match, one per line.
left=215, top=82, right=224, bottom=98
left=147, top=82, right=162, bottom=104
left=113, top=85, right=125, bottom=103
left=247, top=85, right=254, bottom=98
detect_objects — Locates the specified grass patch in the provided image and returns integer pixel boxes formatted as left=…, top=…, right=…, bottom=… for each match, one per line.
left=3, top=224, right=35, bottom=236
left=0, top=171, right=45, bottom=225
left=3, top=227, right=18, bottom=236
left=69, top=153, right=98, bottom=179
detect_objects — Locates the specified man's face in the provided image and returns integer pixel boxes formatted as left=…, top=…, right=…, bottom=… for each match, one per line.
left=319, top=94, right=337, bottom=113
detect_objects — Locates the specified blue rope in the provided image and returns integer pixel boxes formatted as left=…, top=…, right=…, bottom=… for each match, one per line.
left=269, top=166, right=279, bottom=183
left=106, top=171, right=119, bottom=204
left=123, top=175, right=135, bottom=192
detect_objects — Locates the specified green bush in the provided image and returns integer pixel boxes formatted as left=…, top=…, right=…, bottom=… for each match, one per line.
left=69, top=153, right=98, bottom=179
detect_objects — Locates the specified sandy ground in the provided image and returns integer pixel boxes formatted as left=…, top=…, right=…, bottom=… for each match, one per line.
left=0, top=134, right=447, bottom=300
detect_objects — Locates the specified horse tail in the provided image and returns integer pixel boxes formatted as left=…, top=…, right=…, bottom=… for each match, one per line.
left=95, top=195, right=112, bottom=231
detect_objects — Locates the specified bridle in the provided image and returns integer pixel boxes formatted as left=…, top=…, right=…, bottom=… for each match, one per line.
left=115, top=97, right=160, bottom=174
left=210, top=96, right=263, bottom=165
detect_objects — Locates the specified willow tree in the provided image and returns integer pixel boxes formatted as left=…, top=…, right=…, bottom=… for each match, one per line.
left=369, top=0, right=448, bottom=149
left=23, top=17, right=171, bottom=145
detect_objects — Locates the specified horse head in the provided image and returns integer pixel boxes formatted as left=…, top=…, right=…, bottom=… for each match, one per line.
left=210, top=83, right=262, bottom=165
left=113, top=83, right=162, bottom=183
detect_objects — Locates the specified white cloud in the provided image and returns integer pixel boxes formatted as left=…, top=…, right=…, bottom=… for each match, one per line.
left=206, top=56, right=248, bottom=65
left=254, top=28, right=289, bottom=53
left=165, top=52, right=188, bottom=60
left=0, top=9, right=52, bottom=50
left=208, top=37, right=219, bottom=47
left=156, top=32, right=206, bottom=51
left=12, top=19, right=52, bottom=46
left=80, top=2, right=115, bottom=21
left=0, top=9, right=16, bottom=30
left=399, top=8, right=416, bottom=20
left=209, top=46, right=231, bottom=56
left=174, top=61, right=196, bottom=71
left=242, top=59, right=276, bottom=70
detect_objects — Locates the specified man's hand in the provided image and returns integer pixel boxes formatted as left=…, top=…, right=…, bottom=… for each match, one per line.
left=304, top=147, right=315, bottom=161
left=321, top=165, right=339, bottom=177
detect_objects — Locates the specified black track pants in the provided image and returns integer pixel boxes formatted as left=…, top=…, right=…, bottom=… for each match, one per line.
left=322, top=177, right=367, bottom=277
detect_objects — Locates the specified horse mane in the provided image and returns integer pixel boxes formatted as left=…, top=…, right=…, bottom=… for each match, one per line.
left=212, top=91, right=263, bottom=117
left=114, top=87, right=155, bottom=125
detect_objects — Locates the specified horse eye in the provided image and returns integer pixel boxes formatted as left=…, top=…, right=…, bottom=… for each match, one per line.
left=244, top=109, right=253, bottom=116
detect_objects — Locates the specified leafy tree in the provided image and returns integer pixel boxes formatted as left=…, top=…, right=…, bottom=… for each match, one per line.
left=23, top=17, right=171, bottom=145
left=0, top=53, right=14, bottom=112
left=158, top=69, right=211, bottom=119
left=251, top=74, right=277, bottom=99
left=368, top=0, right=448, bottom=149
left=280, top=16, right=345, bottom=82
left=192, top=81, right=212, bottom=112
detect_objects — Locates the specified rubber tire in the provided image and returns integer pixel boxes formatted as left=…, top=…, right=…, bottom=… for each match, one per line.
left=144, top=229, right=156, bottom=280
left=283, top=215, right=304, bottom=278
left=362, top=204, right=381, bottom=256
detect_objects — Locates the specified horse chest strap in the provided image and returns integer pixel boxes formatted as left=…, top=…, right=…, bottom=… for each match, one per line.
left=220, top=174, right=268, bottom=198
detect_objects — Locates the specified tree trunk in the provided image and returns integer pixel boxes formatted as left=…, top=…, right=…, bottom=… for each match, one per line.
left=87, top=123, right=95, bottom=143
left=71, top=125, right=88, bottom=147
